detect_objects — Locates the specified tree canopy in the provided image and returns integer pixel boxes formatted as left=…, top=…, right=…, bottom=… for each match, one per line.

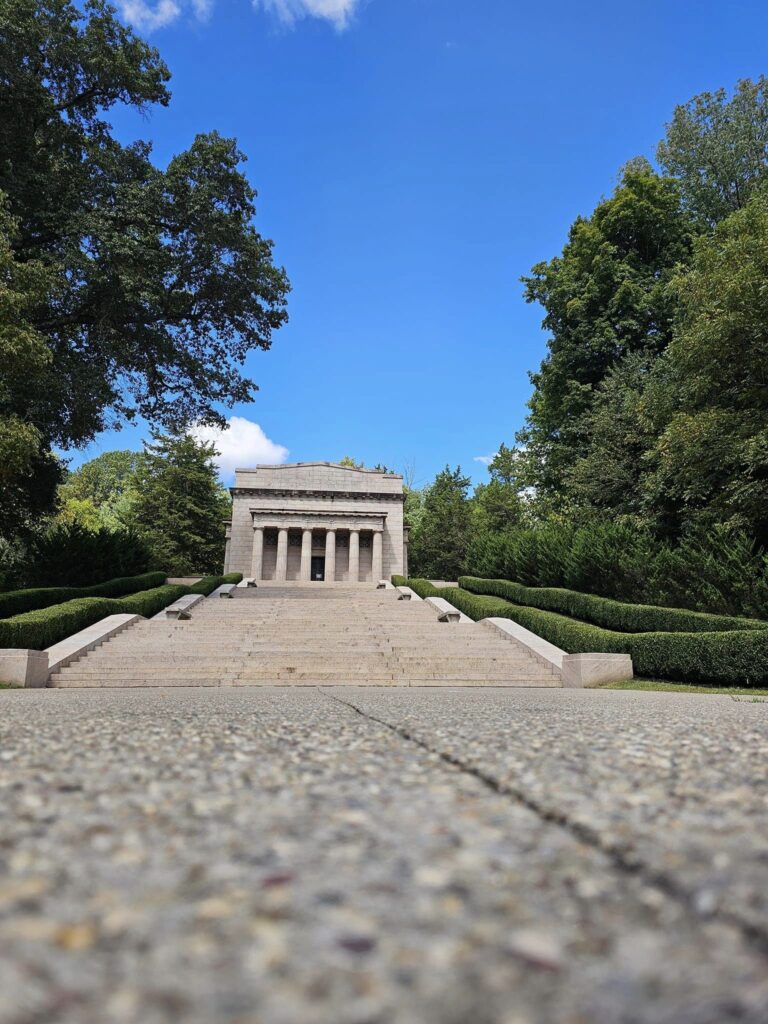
left=658, top=77, right=768, bottom=225
left=127, top=432, right=231, bottom=575
left=518, top=162, right=693, bottom=502
left=0, top=0, right=289, bottom=533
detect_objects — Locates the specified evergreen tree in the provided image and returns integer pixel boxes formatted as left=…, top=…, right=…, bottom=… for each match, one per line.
left=409, top=466, right=471, bottom=580
left=471, top=443, right=527, bottom=534
left=128, top=432, right=231, bottom=574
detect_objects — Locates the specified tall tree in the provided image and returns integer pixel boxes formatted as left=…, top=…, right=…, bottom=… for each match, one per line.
left=0, top=0, right=289, bottom=527
left=658, top=77, right=768, bottom=226
left=471, top=443, right=526, bottom=533
left=518, top=161, right=693, bottom=504
left=128, top=432, right=231, bottom=574
left=643, top=187, right=768, bottom=545
left=0, top=194, right=63, bottom=534
left=409, top=466, right=471, bottom=580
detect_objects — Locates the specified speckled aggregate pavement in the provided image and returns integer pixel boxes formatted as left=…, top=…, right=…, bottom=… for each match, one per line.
left=0, top=687, right=767, bottom=1024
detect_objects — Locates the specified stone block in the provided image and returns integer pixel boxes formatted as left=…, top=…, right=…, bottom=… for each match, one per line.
left=480, top=618, right=565, bottom=675
left=396, top=586, right=421, bottom=601
left=163, top=594, right=205, bottom=620
left=561, top=653, right=633, bottom=689
left=236, top=578, right=257, bottom=588
left=425, top=597, right=465, bottom=623
left=0, top=649, right=49, bottom=688
left=212, top=584, right=236, bottom=599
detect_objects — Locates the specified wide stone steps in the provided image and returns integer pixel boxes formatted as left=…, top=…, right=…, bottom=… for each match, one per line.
left=49, top=585, right=560, bottom=688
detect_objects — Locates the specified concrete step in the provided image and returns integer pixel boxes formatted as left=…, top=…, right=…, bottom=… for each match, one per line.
left=51, top=584, right=561, bottom=689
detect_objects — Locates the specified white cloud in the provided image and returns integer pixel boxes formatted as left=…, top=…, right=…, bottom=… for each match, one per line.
left=190, top=0, right=214, bottom=19
left=120, top=0, right=361, bottom=31
left=120, top=0, right=182, bottom=30
left=191, top=416, right=289, bottom=481
left=474, top=453, right=497, bottom=467
left=254, top=0, right=361, bottom=30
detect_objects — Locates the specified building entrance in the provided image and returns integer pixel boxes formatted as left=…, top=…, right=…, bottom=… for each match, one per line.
left=311, top=556, right=325, bottom=582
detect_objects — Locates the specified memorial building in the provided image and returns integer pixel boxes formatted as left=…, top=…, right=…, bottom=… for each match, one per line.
left=223, top=462, right=408, bottom=582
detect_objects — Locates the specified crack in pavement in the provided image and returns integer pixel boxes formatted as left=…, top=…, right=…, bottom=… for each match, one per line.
left=321, top=687, right=768, bottom=958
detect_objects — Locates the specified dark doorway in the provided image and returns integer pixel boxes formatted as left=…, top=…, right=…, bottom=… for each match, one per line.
left=311, top=556, right=325, bottom=582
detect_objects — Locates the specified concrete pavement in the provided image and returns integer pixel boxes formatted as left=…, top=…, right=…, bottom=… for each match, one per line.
left=0, top=687, right=766, bottom=1024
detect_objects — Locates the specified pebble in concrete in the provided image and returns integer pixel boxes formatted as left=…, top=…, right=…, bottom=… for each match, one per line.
left=0, top=687, right=766, bottom=1024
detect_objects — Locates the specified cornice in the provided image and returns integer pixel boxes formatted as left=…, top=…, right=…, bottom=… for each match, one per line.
left=232, top=488, right=404, bottom=503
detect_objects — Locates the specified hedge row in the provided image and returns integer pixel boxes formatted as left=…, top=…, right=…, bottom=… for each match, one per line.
left=392, top=576, right=440, bottom=599
left=458, top=576, right=768, bottom=635
left=0, top=573, right=243, bottom=652
left=391, top=577, right=768, bottom=686
left=0, top=572, right=168, bottom=620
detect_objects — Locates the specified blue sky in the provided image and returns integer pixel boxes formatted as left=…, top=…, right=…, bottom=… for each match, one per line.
left=76, top=0, right=768, bottom=488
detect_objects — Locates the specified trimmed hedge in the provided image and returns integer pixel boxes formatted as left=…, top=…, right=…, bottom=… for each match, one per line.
left=459, top=576, right=768, bottom=635
left=0, top=572, right=168, bottom=620
left=0, top=573, right=243, bottom=652
left=392, top=577, right=768, bottom=686
left=392, top=576, right=440, bottom=599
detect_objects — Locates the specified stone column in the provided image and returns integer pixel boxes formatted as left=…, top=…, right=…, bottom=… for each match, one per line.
left=223, top=537, right=231, bottom=574
left=300, top=529, right=312, bottom=581
left=251, top=527, right=264, bottom=580
left=325, top=530, right=336, bottom=583
left=276, top=528, right=288, bottom=581
left=372, top=530, right=383, bottom=582
left=349, top=530, right=360, bottom=583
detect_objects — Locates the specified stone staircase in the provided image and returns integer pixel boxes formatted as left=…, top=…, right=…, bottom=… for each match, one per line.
left=48, top=586, right=561, bottom=688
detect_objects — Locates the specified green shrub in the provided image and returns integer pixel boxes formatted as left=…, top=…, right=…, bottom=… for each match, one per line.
left=394, top=578, right=768, bottom=686
left=0, top=574, right=240, bottom=651
left=392, top=576, right=439, bottom=599
left=0, top=572, right=168, bottom=619
left=459, top=576, right=768, bottom=634
left=188, top=572, right=242, bottom=594
left=117, top=585, right=190, bottom=619
left=463, top=521, right=768, bottom=618
left=0, top=598, right=120, bottom=651
left=26, top=523, right=154, bottom=588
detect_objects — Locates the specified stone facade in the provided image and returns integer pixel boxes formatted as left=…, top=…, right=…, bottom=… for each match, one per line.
left=224, top=463, right=407, bottom=582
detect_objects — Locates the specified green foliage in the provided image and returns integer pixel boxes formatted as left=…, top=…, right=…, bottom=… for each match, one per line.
left=188, top=573, right=242, bottom=595
left=643, top=188, right=768, bottom=545
left=464, top=518, right=768, bottom=619
left=127, top=431, right=231, bottom=575
left=57, top=451, right=142, bottom=530
left=0, top=194, right=63, bottom=535
left=471, top=444, right=526, bottom=534
left=518, top=162, right=693, bottom=501
left=459, top=576, right=767, bottom=634
left=25, top=522, right=154, bottom=587
left=0, top=573, right=242, bottom=649
left=409, top=466, right=471, bottom=580
left=0, top=0, right=289, bottom=528
left=658, top=77, right=768, bottom=225
left=0, top=571, right=166, bottom=619
left=391, top=577, right=439, bottom=599
left=444, top=589, right=768, bottom=687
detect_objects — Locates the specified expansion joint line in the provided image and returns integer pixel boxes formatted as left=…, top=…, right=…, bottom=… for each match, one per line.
left=320, top=689, right=768, bottom=958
